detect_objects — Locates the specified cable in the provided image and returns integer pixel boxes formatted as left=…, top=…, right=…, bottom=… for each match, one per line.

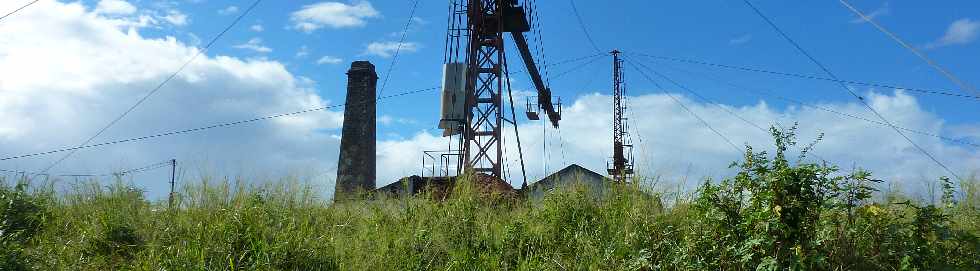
left=550, top=54, right=605, bottom=80
left=839, top=0, right=980, bottom=98
left=377, top=0, right=421, bottom=97
left=567, top=0, right=602, bottom=53
left=628, top=53, right=980, bottom=101
left=0, top=86, right=439, bottom=162
left=1, top=160, right=173, bottom=178
left=503, top=50, right=529, bottom=187
left=37, top=0, right=264, bottom=175
left=741, top=0, right=962, bottom=181
left=508, top=52, right=605, bottom=76
left=631, top=57, right=835, bottom=162
left=624, top=59, right=742, bottom=153
left=655, top=61, right=980, bottom=149
left=631, top=59, right=768, bottom=133
left=0, top=0, right=38, bottom=23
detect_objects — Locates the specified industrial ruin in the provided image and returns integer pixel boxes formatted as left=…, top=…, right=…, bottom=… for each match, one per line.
left=334, top=0, right=636, bottom=200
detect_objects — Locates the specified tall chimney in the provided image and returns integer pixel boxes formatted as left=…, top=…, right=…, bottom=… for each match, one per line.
left=335, top=61, right=378, bottom=200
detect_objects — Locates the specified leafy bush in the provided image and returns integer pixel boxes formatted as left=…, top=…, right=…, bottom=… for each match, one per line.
left=0, top=180, right=50, bottom=270
left=2, top=125, right=977, bottom=270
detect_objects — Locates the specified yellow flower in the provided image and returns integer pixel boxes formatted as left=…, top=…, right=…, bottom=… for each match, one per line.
left=773, top=205, right=782, bottom=216
left=866, top=205, right=884, bottom=217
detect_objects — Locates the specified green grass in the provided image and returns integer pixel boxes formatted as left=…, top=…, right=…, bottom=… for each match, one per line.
left=2, top=127, right=978, bottom=270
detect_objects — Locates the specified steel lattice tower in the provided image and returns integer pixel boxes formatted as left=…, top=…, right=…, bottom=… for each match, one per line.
left=441, top=0, right=560, bottom=182
left=608, top=50, right=633, bottom=182
left=463, top=0, right=506, bottom=177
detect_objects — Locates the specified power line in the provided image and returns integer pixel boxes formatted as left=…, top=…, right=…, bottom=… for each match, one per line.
left=377, top=0, right=421, bottom=97
left=630, top=59, right=768, bottom=132
left=2, top=160, right=173, bottom=178
left=509, top=52, right=605, bottom=75
left=839, top=0, right=980, bottom=98
left=624, top=59, right=742, bottom=153
left=567, top=0, right=602, bottom=53
left=740, top=0, right=962, bottom=181
left=0, top=0, right=38, bottom=23
left=1, top=86, right=439, bottom=162
left=630, top=58, right=835, bottom=162
left=628, top=53, right=980, bottom=101
left=37, top=0, right=264, bottom=175
left=652, top=61, right=980, bottom=149
left=549, top=54, right=604, bottom=80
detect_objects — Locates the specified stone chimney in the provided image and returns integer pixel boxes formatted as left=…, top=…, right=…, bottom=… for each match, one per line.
left=335, top=61, right=378, bottom=200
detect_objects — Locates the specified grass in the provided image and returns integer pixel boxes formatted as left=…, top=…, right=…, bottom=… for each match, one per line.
left=1, top=127, right=978, bottom=270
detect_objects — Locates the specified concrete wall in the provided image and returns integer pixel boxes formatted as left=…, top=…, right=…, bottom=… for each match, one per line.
left=335, top=61, right=378, bottom=200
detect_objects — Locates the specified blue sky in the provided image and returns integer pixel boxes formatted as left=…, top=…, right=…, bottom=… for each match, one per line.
left=0, top=0, right=978, bottom=199
left=164, top=0, right=980, bottom=129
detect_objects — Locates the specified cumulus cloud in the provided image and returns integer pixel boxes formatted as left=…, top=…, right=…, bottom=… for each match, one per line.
left=94, top=0, right=136, bottom=15
left=376, top=91, right=980, bottom=193
left=218, top=5, right=239, bottom=15
left=364, top=41, right=419, bottom=58
left=161, top=10, right=188, bottom=26
left=1, top=1, right=975, bottom=201
left=0, top=1, right=342, bottom=197
left=296, top=46, right=311, bottom=58
left=290, top=1, right=380, bottom=33
left=250, top=24, right=264, bottom=32
left=234, top=38, right=272, bottom=53
left=316, top=55, right=343, bottom=65
left=926, top=18, right=980, bottom=49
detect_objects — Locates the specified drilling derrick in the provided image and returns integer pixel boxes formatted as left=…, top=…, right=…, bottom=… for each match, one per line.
left=440, top=0, right=560, bottom=181
left=607, top=50, right=634, bottom=182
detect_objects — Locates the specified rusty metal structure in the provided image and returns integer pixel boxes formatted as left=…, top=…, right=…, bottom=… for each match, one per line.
left=607, top=50, right=634, bottom=182
left=439, top=0, right=560, bottom=181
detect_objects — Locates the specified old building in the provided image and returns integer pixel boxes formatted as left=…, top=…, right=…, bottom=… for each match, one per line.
left=375, top=174, right=516, bottom=200
left=335, top=61, right=378, bottom=200
left=377, top=164, right=613, bottom=200
left=525, top=164, right=611, bottom=200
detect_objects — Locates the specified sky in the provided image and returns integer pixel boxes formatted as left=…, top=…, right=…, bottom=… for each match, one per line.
left=0, top=0, right=978, bottom=200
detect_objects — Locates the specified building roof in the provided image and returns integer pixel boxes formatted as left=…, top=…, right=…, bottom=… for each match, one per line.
left=529, top=164, right=609, bottom=190
left=375, top=173, right=515, bottom=199
left=525, top=164, right=611, bottom=199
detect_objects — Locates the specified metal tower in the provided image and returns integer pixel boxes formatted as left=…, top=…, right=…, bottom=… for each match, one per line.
left=607, top=50, right=634, bottom=182
left=441, top=0, right=560, bottom=181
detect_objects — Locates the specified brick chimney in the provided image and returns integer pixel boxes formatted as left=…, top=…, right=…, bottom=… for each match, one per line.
left=335, top=61, right=378, bottom=200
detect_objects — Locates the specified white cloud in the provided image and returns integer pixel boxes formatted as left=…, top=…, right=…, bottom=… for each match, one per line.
left=0, top=1, right=342, bottom=197
left=250, top=24, right=264, bottom=32
left=316, top=55, right=343, bottom=65
left=849, top=2, right=889, bottom=24
left=290, top=1, right=380, bottom=33
left=364, top=41, right=419, bottom=58
left=234, top=38, right=272, bottom=53
left=161, top=10, right=188, bottom=26
left=926, top=18, right=980, bottom=49
left=296, top=45, right=310, bottom=58
left=2, top=1, right=975, bottom=200
left=94, top=0, right=136, bottom=15
left=218, top=5, right=239, bottom=15
left=376, top=91, right=980, bottom=193
left=377, top=115, right=416, bottom=126
left=729, top=34, right=752, bottom=45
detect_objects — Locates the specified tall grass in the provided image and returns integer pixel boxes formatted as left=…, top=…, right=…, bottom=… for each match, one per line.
left=1, top=127, right=978, bottom=270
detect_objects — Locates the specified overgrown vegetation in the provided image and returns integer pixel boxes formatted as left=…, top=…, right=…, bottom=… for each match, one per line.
left=2, top=126, right=978, bottom=270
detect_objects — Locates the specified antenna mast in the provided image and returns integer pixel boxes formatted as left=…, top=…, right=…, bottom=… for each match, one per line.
left=608, top=50, right=634, bottom=182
